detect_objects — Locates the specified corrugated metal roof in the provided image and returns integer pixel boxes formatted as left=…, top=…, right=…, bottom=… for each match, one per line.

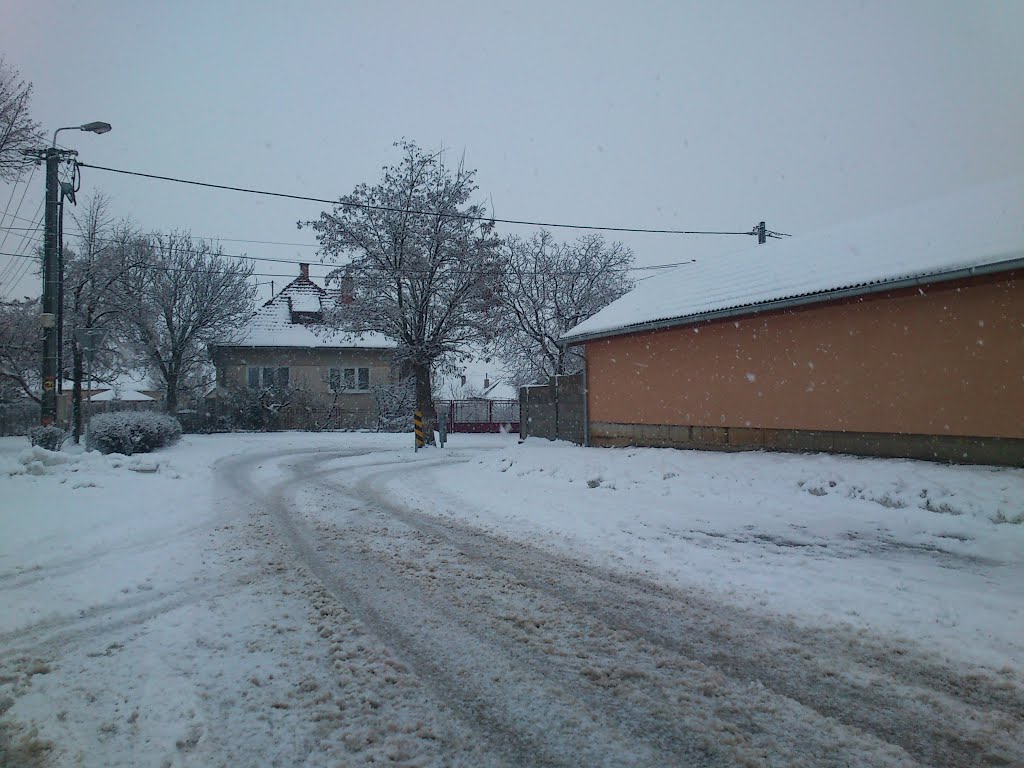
left=562, top=177, right=1024, bottom=343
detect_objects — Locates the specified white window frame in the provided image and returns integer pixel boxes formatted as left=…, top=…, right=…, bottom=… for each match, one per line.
left=329, top=366, right=370, bottom=393
left=247, top=366, right=290, bottom=389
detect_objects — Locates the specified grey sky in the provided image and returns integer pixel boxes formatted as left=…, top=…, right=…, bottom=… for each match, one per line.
left=3, top=0, right=1023, bottom=301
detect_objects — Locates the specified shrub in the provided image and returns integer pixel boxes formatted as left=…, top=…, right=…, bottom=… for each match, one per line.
left=86, top=411, right=182, bottom=455
left=372, top=378, right=415, bottom=432
left=27, top=425, right=68, bottom=451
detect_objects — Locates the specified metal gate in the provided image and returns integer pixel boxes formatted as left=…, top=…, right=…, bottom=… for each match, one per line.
left=437, top=399, right=520, bottom=433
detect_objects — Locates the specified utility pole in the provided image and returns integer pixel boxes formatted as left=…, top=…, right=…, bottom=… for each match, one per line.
left=33, top=121, right=111, bottom=426
left=39, top=147, right=67, bottom=424
left=758, top=221, right=766, bottom=245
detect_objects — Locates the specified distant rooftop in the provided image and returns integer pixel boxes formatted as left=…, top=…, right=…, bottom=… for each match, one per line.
left=562, top=177, right=1024, bottom=343
left=215, top=265, right=396, bottom=350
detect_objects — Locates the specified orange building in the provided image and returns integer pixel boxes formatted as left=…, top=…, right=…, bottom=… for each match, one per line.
left=561, top=179, right=1024, bottom=466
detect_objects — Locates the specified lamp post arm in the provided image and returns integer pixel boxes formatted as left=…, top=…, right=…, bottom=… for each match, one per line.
left=52, top=126, right=76, bottom=148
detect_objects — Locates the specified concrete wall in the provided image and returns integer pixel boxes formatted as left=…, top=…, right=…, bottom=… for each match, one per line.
left=589, top=421, right=1023, bottom=466
left=583, top=271, right=1023, bottom=464
left=520, top=373, right=584, bottom=444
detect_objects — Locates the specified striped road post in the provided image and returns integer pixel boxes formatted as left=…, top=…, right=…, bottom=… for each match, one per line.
left=414, top=410, right=425, bottom=450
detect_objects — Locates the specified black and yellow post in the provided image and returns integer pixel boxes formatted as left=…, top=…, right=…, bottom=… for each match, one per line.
left=414, top=410, right=425, bottom=451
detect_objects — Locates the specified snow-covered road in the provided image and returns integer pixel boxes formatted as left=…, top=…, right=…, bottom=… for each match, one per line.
left=2, top=434, right=1022, bottom=766
left=236, top=446, right=1022, bottom=766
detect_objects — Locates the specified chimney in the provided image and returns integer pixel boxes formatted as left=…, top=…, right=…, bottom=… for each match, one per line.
left=299, top=263, right=309, bottom=279
left=483, top=373, right=490, bottom=389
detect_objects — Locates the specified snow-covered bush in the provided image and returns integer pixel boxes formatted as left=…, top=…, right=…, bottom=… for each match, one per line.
left=27, top=425, right=67, bottom=451
left=86, top=411, right=182, bottom=455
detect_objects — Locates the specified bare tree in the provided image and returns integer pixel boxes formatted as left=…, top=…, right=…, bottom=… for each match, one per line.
left=301, top=140, right=501, bottom=440
left=493, top=230, right=634, bottom=385
left=0, top=298, right=40, bottom=403
left=120, top=233, right=256, bottom=413
left=63, top=193, right=148, bottom=441
left=0, top=57, right=43, bottom=182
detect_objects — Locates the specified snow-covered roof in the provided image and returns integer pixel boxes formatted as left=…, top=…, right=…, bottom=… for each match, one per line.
left=90, top=388, right=155, bottom=402
left=60, top=370, right=159, bottom=393
left=217, top=273, right=396, bottom=350
left=435, top=352, right=519, bottom=400
left=562, top=177, right=1024, bottom=343
left=288, top=291, right=322, bottom=313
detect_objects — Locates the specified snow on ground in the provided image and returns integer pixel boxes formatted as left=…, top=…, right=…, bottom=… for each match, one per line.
left=1, top=431, right=1022, bottom=766
left=0, top=432, right=404, bottom=767
left=389, top=437, right=1024, bottom=672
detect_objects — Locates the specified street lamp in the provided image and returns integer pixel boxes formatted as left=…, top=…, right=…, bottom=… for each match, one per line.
left=39, top=121, right=112, bottom=426
left=53, top=121, right=112, bottom=147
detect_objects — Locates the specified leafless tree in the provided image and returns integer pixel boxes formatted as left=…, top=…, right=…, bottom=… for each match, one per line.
left=62, top=193, right=149, bottom=441
left=0, top=57, right=43, bottom=182
left=301, top=140, right=501, bottom=441
left=492, top=230, right=634, bottom=385
left=120, top=233, right=256, bottom=414
left=0, top=297, right=40, bottom=403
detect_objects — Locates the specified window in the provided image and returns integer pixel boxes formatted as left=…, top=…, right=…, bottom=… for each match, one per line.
left=329, top=366, right=370, bottom=392
left=247, top=366, right=289, bottom=389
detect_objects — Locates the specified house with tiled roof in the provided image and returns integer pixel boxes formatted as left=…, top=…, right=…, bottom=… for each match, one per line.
left=561, top=177, right=1024, bottom=466
left=208, top=263, right=397, bottom=429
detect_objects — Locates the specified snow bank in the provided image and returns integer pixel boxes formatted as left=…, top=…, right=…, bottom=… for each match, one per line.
left=1, top=445, right=173, bottom=480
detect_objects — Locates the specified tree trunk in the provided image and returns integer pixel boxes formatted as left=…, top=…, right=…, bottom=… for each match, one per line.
left=72, top=344, right=84, bottom=443
left=409, top=360, right=437, bottom=446
left=166, top=371, right=178, bottom=414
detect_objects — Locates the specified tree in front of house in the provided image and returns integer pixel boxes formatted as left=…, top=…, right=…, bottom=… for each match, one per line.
left=63, top=193, right=149, bottom=442
left=119, top=232, right=256, bottom=414
left=301, top=140, right=501, bottom=440
left=0, top=298, right=40, bottom=404
left=492, top=230, right=634, bottom=386
left=0, top=56, right=43, bottom=182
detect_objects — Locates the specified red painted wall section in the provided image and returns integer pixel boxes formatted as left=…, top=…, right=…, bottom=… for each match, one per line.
left=585, top=272, right=1023, bottom=439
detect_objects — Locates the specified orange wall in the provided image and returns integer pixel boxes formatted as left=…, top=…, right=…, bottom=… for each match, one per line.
left=585, top=272, right=1023, bottom=439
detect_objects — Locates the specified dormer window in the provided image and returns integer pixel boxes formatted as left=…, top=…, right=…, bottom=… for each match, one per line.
left=288, top=292, right=323, bottom=324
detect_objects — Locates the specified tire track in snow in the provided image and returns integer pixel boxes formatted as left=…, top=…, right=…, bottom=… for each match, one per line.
left=225, top=446, right=1023, bottom=767
left=0, top=574, right=260, bottom=664
left=263, top=456, right=683, bottom=766
left=343, top=456, right=1024, bottom=768
left=257, top=452, right=894, bottom=765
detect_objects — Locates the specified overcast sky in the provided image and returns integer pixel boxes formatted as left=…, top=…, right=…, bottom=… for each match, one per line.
left=2, top=0, right=1023, bottom=302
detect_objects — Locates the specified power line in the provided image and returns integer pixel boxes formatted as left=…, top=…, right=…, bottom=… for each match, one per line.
left=0, top=164, right=28, bottom=231
left=0, top=162, right=39, bottom=255
left=78, top=161, right=765, bottom=237
left=0, top=204, right=44, bottom=292
left=0, top=208, right=42, bottom=297
left=0, top=224, right=700, bottom=277
left=0, top=165, right=71, bottom=297
left=0, top=248, right=697, bottom=282
left=0, top=223, right=319, bottom=249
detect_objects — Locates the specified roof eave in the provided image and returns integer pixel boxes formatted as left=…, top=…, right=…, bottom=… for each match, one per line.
left=209, top=343, right=395, bottom=351
left=559, top=256, right=1024, bottom=346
